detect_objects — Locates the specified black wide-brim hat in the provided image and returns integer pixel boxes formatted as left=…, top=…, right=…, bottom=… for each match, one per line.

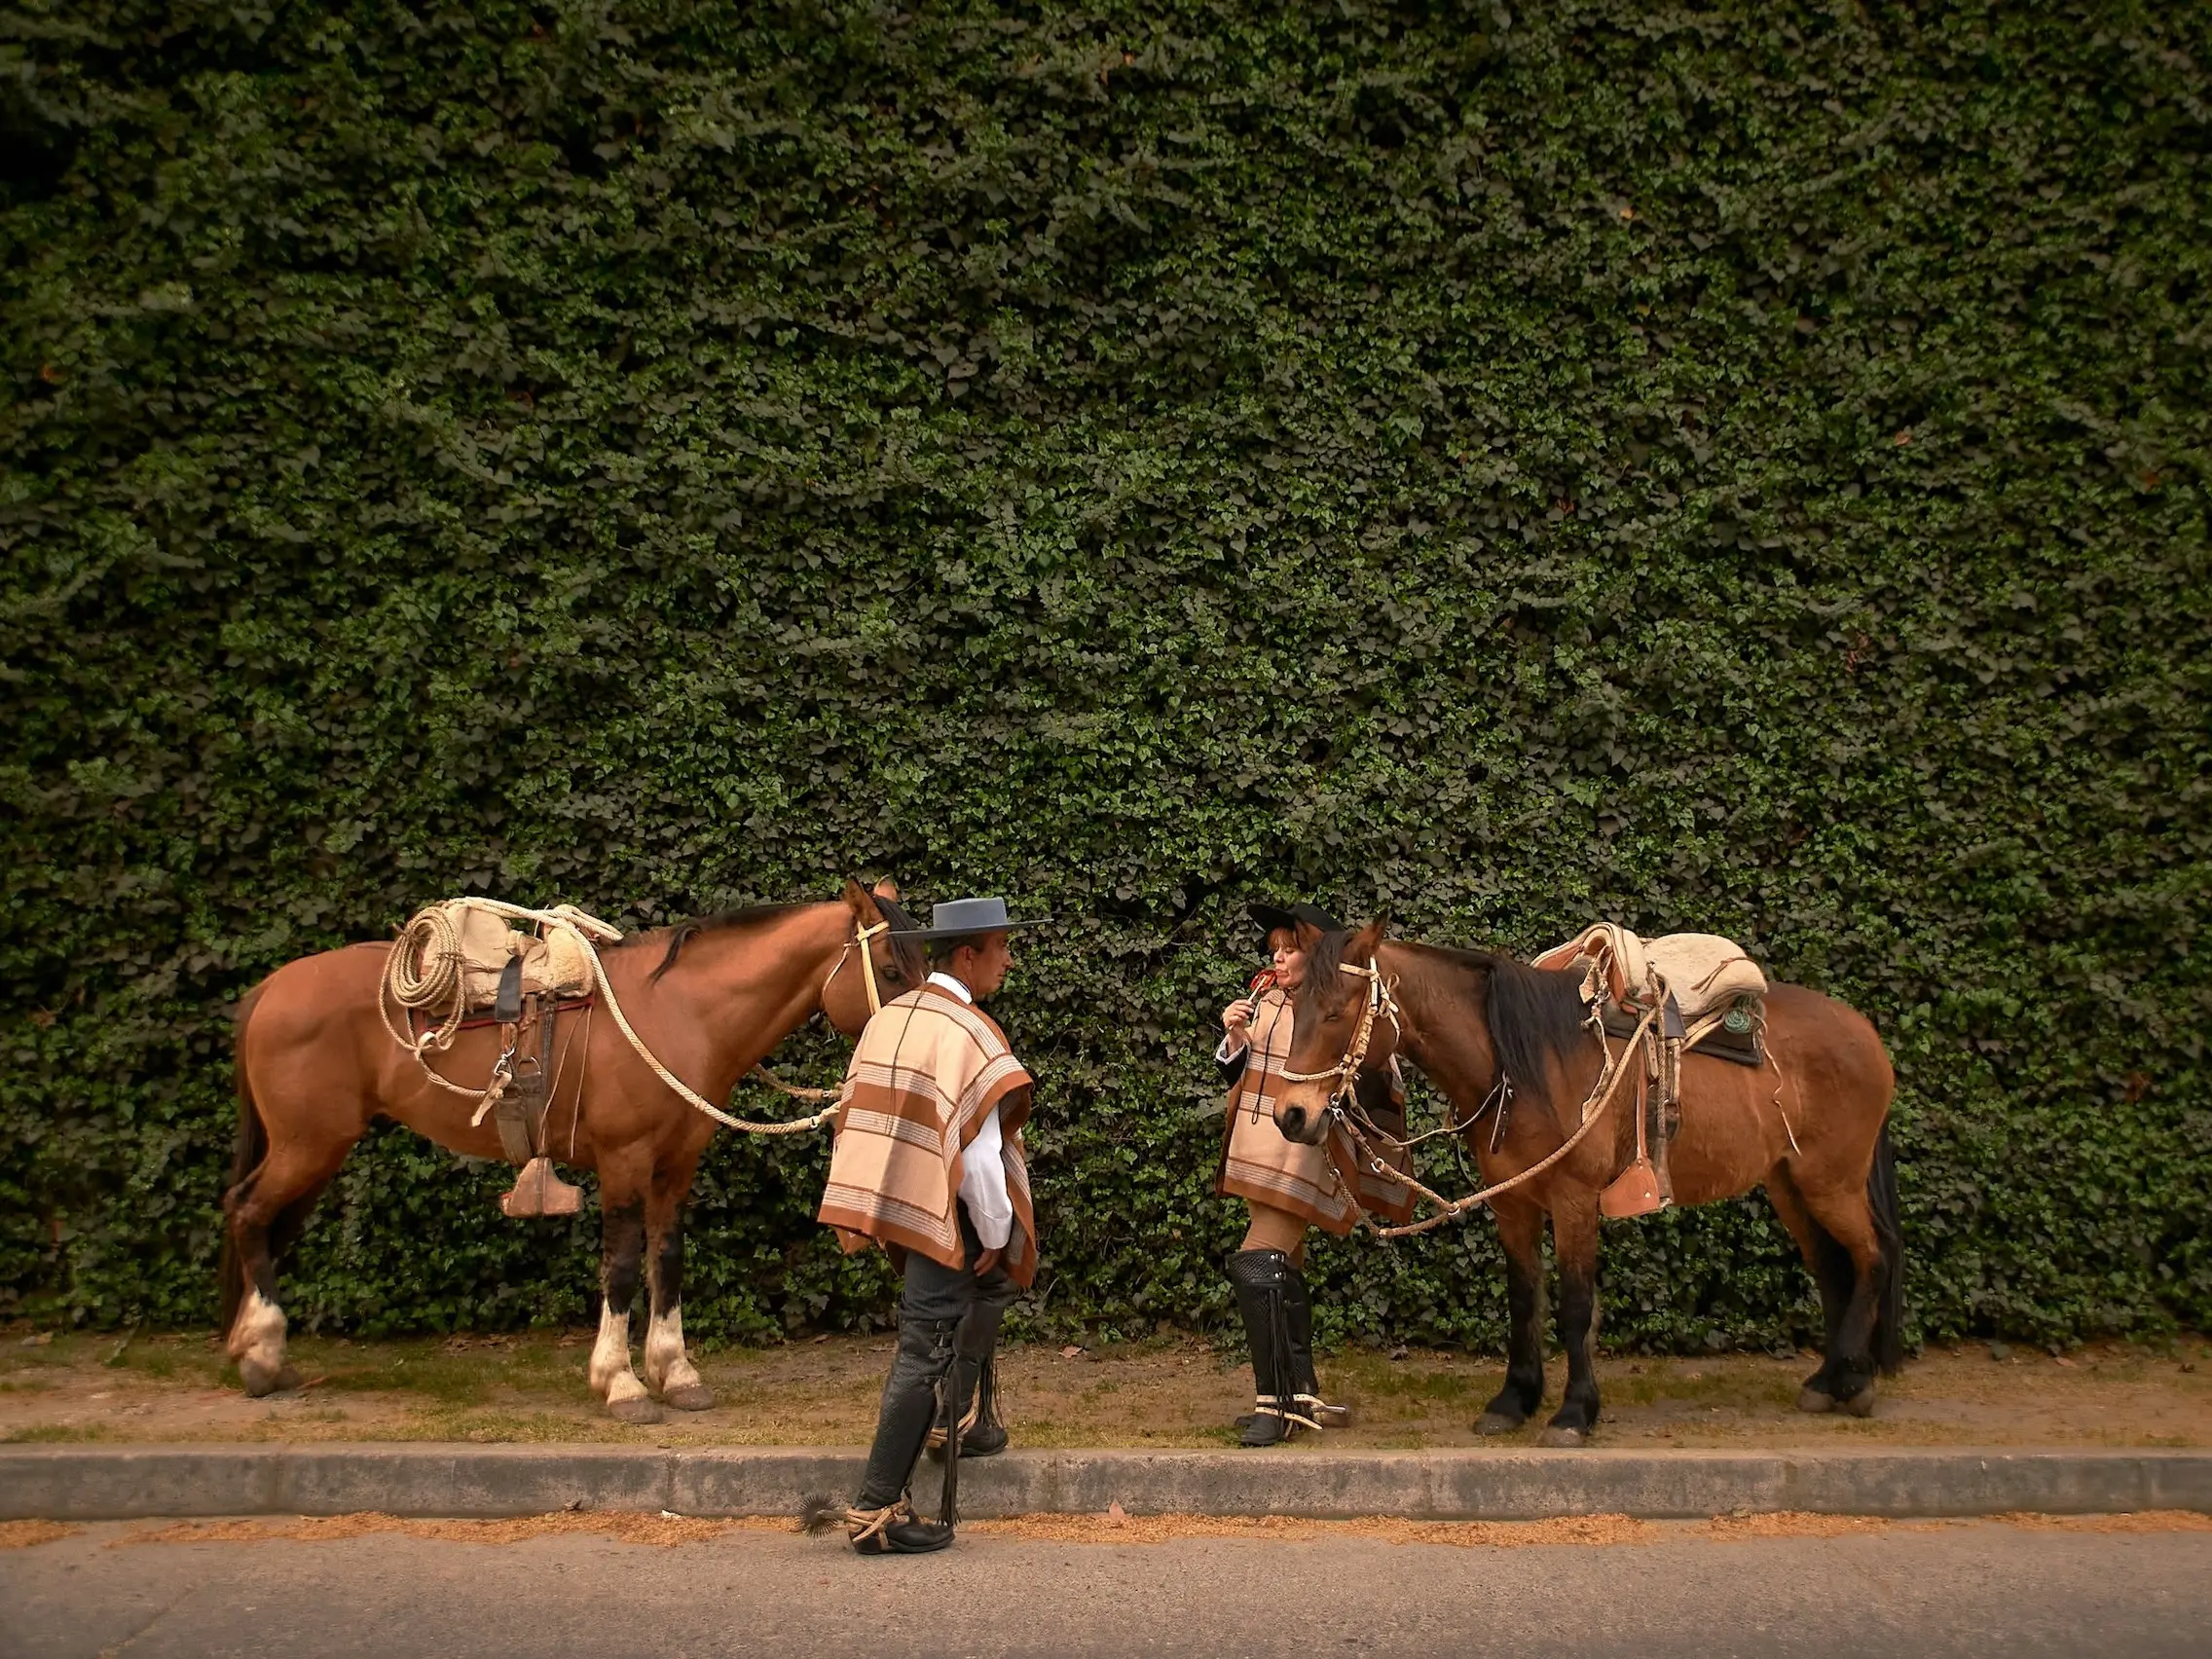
left=896, top=895, right=1051, bottom=940
left=1247, top=900, right=1345, bottom=940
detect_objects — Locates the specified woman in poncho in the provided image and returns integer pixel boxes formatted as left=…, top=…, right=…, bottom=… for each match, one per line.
left=1214, top=901, right=1414, bottom=1446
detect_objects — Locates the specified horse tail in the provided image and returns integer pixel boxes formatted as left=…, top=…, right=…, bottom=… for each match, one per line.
left=218, top=979, right=271, bottom=1332
left=1866, top=1120, right=1906, bottom=1375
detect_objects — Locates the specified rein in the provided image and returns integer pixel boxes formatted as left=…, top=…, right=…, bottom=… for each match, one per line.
left=384, top=908, right=894, bottom=1134
left=1280, top=955, right=1658, bottom=1238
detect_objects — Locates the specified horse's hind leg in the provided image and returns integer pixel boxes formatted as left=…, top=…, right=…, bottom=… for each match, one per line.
left=642, top=1153, right=714, bottom=1412
left=224, top=1148, right=345, bottom=1397
left=589, top=1147, right=662, bottom=1424
left=1539, top=1196, right=1603, bottom=1448
left=1767, top=1168, right=1855, bottom=1412
left=1476, top=1195, right=1547, bottom=1435
left=1796, top=1182, right=1888, bottom=1417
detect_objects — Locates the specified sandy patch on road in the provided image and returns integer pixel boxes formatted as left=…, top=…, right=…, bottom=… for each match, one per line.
left=0, top=1520, right=81, bottom=1548
left=116, top=1512, right=796, bottom=1548
left=97, top=1509, right=2212, bottom=1551
left=971, top=1512, right=1667, bottom=1547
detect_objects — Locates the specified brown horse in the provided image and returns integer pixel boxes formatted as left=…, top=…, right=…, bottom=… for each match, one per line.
left=1272, top=921, right=1903, bottom=1446
left=221, top=879, right=926, bottom=1419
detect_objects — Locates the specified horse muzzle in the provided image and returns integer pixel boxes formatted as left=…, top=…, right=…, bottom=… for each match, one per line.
left=1272, top=1099, right=1331, bottom=1146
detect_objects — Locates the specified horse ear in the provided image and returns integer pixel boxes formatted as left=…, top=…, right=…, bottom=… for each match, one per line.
left=870, top=876, right=902, bottom=902
left=841, top=876, right=883, bottom=922
left=1350, top=917, right=1387, bottom=959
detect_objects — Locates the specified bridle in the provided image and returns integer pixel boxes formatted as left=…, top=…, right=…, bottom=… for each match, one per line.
left=822, top=918, right=894, bottom=1015
left=1278, top=958, right=1401, bottom=1107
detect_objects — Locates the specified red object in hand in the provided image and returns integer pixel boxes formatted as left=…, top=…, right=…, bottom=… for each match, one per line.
left=1247, top=969, right=1278, bottom=997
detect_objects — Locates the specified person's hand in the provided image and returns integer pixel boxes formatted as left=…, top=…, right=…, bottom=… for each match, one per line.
left=1221, top=998, right=1256, bottom=1042
left=975, top=1247, right=1004, bottom=1277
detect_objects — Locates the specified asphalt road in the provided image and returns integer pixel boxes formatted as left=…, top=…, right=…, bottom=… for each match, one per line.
left=7, top=1520, right=2209, bottom=1658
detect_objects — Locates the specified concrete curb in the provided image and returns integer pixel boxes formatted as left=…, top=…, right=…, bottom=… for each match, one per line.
left=4, top=1445, right=2209, bottom=1523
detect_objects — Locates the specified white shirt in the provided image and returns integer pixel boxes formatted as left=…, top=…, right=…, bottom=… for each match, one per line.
left=930, top=971, right=1014, bottom=1253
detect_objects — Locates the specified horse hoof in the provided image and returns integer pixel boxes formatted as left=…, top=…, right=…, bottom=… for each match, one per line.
left=1537, top=1425, right=1587, bottom=1449
left=1837, top=1384, right=1877, bottom=1419
left=608, top=1396, right=665, bottom=1425
left=1796, top=1386, right=1836, bottom=1415
left=1476, top=1413, right=1525, bottom=1438
left=238, top=1360, right=297, bottom=1398
left=660, top=1383, right=717, bottom=1413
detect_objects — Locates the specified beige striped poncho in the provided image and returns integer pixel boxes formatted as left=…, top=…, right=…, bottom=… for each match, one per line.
left=818, top=983, right=1038, bottom=1286
left=1216, top=988, right=1416, bottom=1235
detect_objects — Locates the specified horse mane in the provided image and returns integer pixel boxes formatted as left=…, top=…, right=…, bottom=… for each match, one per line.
left=645, top=903, right=803, bottom=981
left=1310, top=930, right=1588, bottom=1095
left=647, top=894, right=931, bottom=985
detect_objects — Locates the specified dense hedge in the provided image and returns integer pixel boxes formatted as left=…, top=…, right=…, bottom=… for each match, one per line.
left=4, top=1, right=2206, bottom=1353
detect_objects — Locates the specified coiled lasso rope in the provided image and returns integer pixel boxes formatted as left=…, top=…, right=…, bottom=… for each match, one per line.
left=379, top=899, right=843, bottom=1135
left=383, top=903, right=473, bottom=1054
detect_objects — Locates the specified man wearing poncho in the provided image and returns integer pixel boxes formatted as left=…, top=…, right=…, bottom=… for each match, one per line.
left=1216, top=901, right=1416, bottom=1445
left=814, top=896, right=1042, bottom=1556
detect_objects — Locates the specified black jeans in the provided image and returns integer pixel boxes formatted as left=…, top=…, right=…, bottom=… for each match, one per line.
left=854, top=1207, right=1019, bottom=1514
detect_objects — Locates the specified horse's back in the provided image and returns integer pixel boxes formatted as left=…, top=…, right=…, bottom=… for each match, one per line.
left=1763, top=979, right=1893, bottom=1099
left=239, top=940, right=394, bottom=1067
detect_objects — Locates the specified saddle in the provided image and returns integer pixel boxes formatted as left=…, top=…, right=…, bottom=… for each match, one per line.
left=439, top=900, right=597, bottom=1010
left=392, top=900, right=618, bottom=1219
left=1534, top=925, right=1772, bottom=1221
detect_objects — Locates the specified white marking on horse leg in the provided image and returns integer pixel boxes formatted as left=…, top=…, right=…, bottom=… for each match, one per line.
left=587, top=1299, right=634, bottom=1400
left=643, top=1305, right=703, bottom=1396
left=229, top=1289, right=289, bottom=1396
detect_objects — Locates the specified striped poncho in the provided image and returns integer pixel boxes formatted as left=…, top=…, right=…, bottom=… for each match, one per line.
left=818, top=982, right=1039, bottom=1286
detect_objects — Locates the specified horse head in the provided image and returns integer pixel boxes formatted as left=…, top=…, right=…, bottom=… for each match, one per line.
left=1273, top=917, right=1400, bottom=1145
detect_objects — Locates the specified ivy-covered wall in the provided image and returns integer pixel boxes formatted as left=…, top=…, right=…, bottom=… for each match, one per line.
left=4, top=1, right=2206, bottom=1351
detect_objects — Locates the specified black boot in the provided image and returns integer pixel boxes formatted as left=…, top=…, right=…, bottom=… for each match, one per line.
left=1228, top=1248, right=1293, bottom=1447
left=929, top=1294, right=1012, bottom=1460
left=1281, top=1263, right=1346, bottom=1429
left=962, top=1353, right=1009, bottom=1456
left=849, top=1315, right=959, bottom=1555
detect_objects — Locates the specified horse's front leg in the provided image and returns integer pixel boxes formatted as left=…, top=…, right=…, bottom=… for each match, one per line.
left=589, top=1148, right=661, bottom=1424
left=642, top=1154, right=715, bottom=1412
left=1477, top=1195, right=1548, bottom=1434
left=1540, top=1196, right=1603, bottom=1448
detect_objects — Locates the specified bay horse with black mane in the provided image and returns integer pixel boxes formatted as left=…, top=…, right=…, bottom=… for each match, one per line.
left=221, top=879, right=927, bottom=1420
left=1272, top=921, right=1903, bottom=1446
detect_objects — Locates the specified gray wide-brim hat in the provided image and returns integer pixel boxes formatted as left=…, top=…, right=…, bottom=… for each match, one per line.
left=1247, top=900, right=1345, bottom=940
left=898, top=895, right=1051, bottom=940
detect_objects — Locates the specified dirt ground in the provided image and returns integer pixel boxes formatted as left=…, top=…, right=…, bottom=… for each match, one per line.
left=4, top=1327, right=2207, bottom=1450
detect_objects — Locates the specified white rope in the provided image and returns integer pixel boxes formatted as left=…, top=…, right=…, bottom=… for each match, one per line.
left=575, top=922, right=840, bottom=1136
